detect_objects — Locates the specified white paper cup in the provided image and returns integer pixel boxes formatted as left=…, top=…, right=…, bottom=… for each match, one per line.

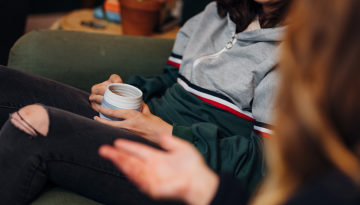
left=100, top=83, right=143, bottom=121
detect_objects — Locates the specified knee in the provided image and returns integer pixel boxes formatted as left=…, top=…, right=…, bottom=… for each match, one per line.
left=10, top=104, right=49, bottom=137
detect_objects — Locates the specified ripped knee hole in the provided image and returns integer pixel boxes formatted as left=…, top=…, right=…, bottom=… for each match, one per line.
left=10, top=111, right=47, bottom=137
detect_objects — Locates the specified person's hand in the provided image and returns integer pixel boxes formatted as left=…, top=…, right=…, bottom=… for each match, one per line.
left=94, top=103, right=173, bottom=143
left=99, top=135, right=219, bottom=205
left=89, top=74, right=123, bottom=112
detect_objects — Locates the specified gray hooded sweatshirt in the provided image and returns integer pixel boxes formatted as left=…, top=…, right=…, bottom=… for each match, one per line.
left=172, top=1, right=283, bottom=133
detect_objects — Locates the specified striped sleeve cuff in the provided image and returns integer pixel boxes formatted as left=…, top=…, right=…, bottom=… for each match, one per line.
left=254, top=121, right=273, bottom=138
left=166, top=52, right=182, bottom=68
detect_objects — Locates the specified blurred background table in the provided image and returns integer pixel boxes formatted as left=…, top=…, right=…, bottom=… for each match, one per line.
left=56, top=9, right=180, bottom=39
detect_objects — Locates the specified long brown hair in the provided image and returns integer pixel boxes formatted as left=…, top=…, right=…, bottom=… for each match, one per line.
left=253, top=0, right=360, bottom=204
left=216, top=0, right=292, bottom=32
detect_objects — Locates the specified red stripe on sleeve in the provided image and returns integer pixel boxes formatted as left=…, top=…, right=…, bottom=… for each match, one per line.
left=166, top=60, right=181, bottom=68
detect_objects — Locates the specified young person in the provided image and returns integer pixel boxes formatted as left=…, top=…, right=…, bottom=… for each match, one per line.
left=100, top=0, right=360, bottom=204
left=0, top=0, right=291, bottom=204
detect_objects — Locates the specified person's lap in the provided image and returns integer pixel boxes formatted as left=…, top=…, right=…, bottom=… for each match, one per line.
left=0, top=66, right=167, bottom=204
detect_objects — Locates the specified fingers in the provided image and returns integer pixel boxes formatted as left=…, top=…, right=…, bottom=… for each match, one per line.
left=99, top=145, right=153, bottom=194
left=159, top=135, right=191, bottom=151
left=91, top=74, right=122, bottom=96
left=108, top=74, right=123, bottom=83
left=99, top=145, right=144, bottom=177
left=114, top=139, right=163, bottom=160
left=99, top=145, right=125, bottom=161
left=94, top=116, right=126, bottom=127
left=98, top=106, right=138, bottom=119
left=89, top=94, right=103, bottom=112
left=91, top=103, right=101, bottom=112
left=91, top=82, right=109, bottom=96
left=89, top=94, right=103, bottom=104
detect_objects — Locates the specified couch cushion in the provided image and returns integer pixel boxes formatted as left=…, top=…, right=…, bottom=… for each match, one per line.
left=31, top=187, right=103, bottom=205
left=8, top=30, right=174, bottom=92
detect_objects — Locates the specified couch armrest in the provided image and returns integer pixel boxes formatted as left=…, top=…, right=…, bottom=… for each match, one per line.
left=8, top=30, right=174, bottom=91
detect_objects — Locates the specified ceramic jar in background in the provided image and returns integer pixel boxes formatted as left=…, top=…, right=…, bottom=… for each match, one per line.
left=120, top=0, right=165, bottom=36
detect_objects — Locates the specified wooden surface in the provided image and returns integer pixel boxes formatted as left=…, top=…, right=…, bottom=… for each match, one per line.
left=60, top=9, right=179, bottom=39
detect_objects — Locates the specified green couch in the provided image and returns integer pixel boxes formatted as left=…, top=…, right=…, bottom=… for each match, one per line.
left=9, top=30, right=174, bottom=91
left=8, top=30, right=174, bottom=204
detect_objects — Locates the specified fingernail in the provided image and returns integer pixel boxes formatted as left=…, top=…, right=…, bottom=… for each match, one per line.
left=114, top=140, right=123, bottom=148
left=99, top=147, right=108, bottom=156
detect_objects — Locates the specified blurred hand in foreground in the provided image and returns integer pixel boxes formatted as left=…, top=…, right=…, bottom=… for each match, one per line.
left=99, top=135, right=219, bottom=205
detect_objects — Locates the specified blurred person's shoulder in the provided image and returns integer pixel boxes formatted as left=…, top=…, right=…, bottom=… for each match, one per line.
left=284, top=170, right=360, bottom=205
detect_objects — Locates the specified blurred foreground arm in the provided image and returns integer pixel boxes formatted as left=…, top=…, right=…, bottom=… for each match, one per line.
left=99, top=135, right=219, bottom=205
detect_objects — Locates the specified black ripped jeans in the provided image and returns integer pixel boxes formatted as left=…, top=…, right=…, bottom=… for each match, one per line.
left=0, top=66, right=169, bottom=205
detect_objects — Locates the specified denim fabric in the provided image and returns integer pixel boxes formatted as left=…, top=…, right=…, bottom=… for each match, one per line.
left=0, top=66, right=171, bottom=205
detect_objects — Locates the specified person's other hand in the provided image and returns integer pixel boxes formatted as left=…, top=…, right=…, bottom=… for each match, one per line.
left=99, top=135, right=219, bottom=205
left=94, top=103, right=172, bottom=143
left=89, top=74, right=123, bottom=112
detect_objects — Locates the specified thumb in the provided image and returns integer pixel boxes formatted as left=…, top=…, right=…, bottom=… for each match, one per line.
left=108, top=74, right=123, bottom=83
left=142, top=103, right=151, bottom=114
left=159, top=135, right=186, bottom=151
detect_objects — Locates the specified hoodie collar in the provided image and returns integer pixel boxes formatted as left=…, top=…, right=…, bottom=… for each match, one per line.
left=227, top=14, right=286, bottom=42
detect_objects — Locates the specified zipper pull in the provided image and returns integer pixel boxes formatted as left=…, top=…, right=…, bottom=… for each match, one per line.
left=225, top=34, right=237, bottom=50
